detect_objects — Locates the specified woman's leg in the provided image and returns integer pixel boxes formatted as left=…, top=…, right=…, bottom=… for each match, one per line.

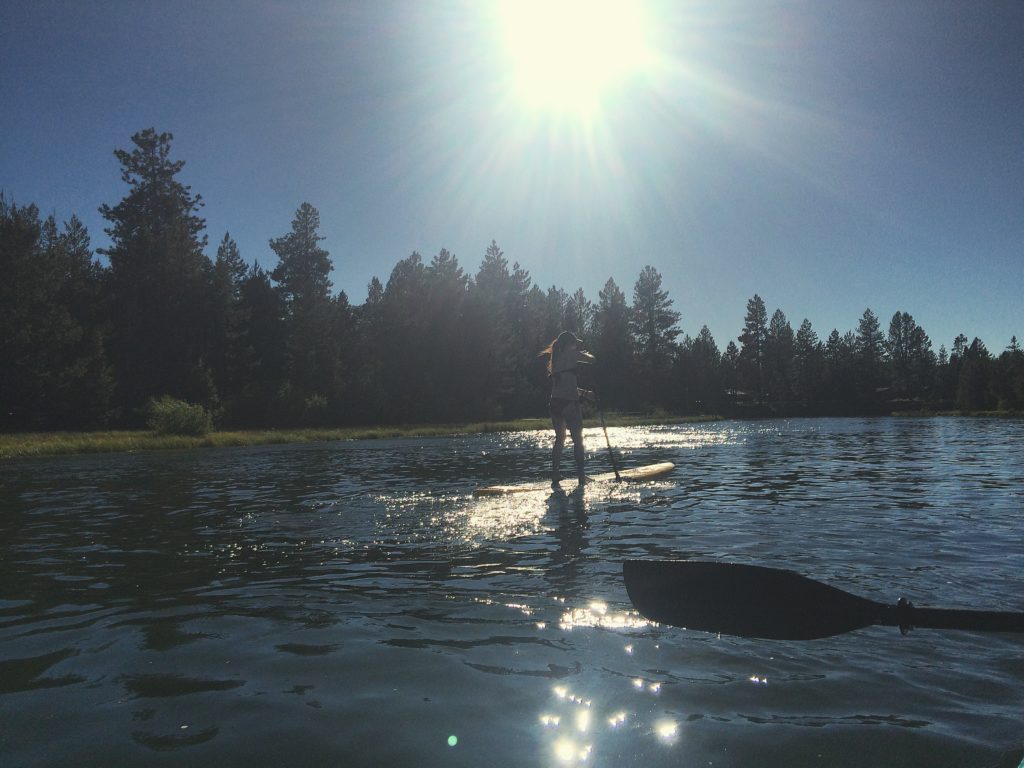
left=551, top=412, right=567, bottom=482
left=566, top=402, right=586, bottom=483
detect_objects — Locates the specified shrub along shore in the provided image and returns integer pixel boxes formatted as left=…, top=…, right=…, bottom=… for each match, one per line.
left=0, top=414, right=719, bottom=460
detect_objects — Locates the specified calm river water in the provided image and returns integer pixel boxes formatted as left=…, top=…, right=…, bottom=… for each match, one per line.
left=1, top=418, right=1022, bottom=767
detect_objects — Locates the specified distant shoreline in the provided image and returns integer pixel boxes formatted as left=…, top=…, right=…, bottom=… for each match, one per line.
left=0, top=414, right=718, bottom=460
left=2, top=411, right=1019, bottom=460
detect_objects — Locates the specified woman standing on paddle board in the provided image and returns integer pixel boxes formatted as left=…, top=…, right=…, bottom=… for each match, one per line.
left=540, top=331, right=595, bottom=487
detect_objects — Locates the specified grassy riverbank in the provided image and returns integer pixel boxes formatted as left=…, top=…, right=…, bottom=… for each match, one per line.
left=1, top=414, right=719, bottom=460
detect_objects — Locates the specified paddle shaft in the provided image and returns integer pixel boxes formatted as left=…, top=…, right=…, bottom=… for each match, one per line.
left=583, top=363, right=621, bottom=481
left=878, top=601, right=1024, bottom=633
left=594, top=392, right=621, bottom=481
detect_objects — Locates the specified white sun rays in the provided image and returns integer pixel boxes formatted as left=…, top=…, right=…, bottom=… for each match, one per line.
left=372, top=1, right=845, bottom=278
left=495, top=0, right=656, bottom=118
left=374, top=2, right=670, bottom=257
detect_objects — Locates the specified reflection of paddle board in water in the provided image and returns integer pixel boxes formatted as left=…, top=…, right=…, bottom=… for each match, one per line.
left=473, top=462, right=675, bottom=497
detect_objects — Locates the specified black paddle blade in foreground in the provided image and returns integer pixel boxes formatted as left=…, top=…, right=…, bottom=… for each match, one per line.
left=623, top=560, right=1024, bottom=641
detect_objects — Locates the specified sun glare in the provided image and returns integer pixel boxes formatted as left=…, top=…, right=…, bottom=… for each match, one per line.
left=497, top=0, right=654, bottom=117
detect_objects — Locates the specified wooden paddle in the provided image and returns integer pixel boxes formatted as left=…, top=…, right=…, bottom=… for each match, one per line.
left=623, top=560, right=1024, bottom=640
left=594, top=392, right=621, bottom=482
left=585, top=363, right=620, bottom=482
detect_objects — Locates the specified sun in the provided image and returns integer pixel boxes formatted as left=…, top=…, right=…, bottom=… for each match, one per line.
left=496, top=0, right=654, bottom=117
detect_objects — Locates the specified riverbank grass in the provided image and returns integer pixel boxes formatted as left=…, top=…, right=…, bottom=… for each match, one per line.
left=1, top=414, right=719, bottom=459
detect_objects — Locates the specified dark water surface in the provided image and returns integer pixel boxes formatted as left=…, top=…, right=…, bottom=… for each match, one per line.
left=1, top=418, right=1022, bottom=767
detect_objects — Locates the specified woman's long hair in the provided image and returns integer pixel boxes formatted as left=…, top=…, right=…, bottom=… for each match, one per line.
left=539, top=332, right=575, bottom=376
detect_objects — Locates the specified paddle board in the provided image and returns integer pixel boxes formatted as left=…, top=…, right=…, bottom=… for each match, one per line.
left=473, top=461, right=674, bottom=497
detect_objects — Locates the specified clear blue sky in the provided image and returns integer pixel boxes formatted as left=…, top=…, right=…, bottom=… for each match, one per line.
left=2, top=0, right=1021, bottom=353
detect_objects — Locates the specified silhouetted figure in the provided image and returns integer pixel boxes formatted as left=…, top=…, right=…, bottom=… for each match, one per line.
left=539, top=331, right=595, bottom=486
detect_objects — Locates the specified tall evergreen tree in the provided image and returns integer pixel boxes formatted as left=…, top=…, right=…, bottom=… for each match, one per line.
left=99, top=128, right=214, bottom=415
left=469, top=241, right=532, bottom=418
left=269, top=202, right=338, bottom=415
left=957, top=338, right=994, bottom=410
left=764, top=308, right=795, bottom=402
left=564, top=288, right=594, bottom=338
left=737, top=294, right=768, bottom=400
left=420, top=249, right=472, bottom=421
left=937, top=334, right=970, bottom=402
left=592, top=277, right=633, bottom=409
left=234, top=263, right=288, bottom=425
left=50, top=214, right=114, bottom=427
left=886, top=311, right=934, bottom=399
left=350, top=277, right=387, bottom=423
left=505, top=259, right=538, bottom=417
left=543, top=286, right=568, bottom=340
left=59, top=215, right=109, bottom=335
left=952, top=333, right=969, bottom=359
left=677, top=325, right=722, bottom=413
left=215, top=232, right=249, bottom=291
left=995, top=336, right=1024, bottom=409
left=630, top=266, right=681, bottom=362
left=721, top=341, right=740, bottom=395
left=823, top=329, right=857, bottom=408
left=792, top=318, right=823, bottom=404
left=855, top=308, right=886, bottom=401
left=378, top=252, right=428, bottom=422
left=211, top=232, right=250, bottom=412
left=270, top=203, right=332, bottom=305
left=1, top=198, right=112, bottom=429
left=329, top=289, right=358, bottom=421
left=630, top=266, right=681, bottom=408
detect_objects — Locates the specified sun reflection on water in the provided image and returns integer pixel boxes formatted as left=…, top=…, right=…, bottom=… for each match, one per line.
left=655, top=719, right=680, bottom=744
left=539, top=674, right=683, bottom=766
left=374, top=487, right=553, bottom=545
left=558, top=600, right=649, bottom=631
left=367, top=422, right=738, bottom=548
left=553, top=737, right=592, bottom=764
left=464, top=493, right=550, bottom=541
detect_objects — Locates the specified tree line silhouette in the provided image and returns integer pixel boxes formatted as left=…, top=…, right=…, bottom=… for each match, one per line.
left=3, top=129, right=1022, bottom=432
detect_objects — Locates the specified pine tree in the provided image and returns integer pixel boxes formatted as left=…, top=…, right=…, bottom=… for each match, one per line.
left=957, top=338, right=994, bottom=410
left=764, top=308, right=795, bottom=403
left=421, top=249, right=472, bottom=421
left=377, top=252, right=428, bottom=422
left=823, top=329, right=857, bottom=408
left=99, top=128, right=214, bottom=415
left=564, top=288, right=594, bottom=338
left=737, top=294, right=768, bottom=400
left=269, top=203, right=337, bottom=416
left=469, top=241, right=531, bottom=419
left=543, top=286, right=568, bottom=340
left=678, top=325, right=722, bottom=413
left=592, top=277, right=633, bottom=409
left=886, top=311, right=934, bottom=399
left=329, top=289, right=358, bottom=421
left=234, top=263, right=287, bottom=425
left=211, top=233, right=251, bottom=416
left=630, top=266, right=680, bottom=362
left=630, top=266, right=681, bottom=409
left=855, top=308, right=886, bottom=400
left=1001, top=336, right=1024, bottom=409
left=793, top=319, right=823, bottom=405
left=1, top=198, right=112, bottom=429
left=721, top=341, right=740, bottom=395
left=51, top=214, right=115, bottom=427
left=270, top=203, right=332, bottom=306
left=350, top=277, right=387, bottom=423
